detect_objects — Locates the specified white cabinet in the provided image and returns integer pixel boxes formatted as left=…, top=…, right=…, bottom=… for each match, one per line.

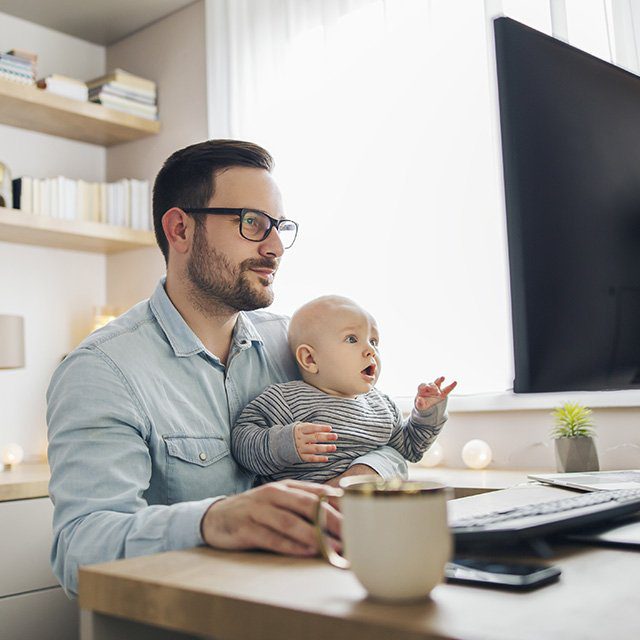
left=0, top=588, right=78, bottom=640
left=0, top=497, right=78, bottom=639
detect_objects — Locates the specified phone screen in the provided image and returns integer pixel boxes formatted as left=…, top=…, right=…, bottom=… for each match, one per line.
left=445, top=558, right=561, bottom=590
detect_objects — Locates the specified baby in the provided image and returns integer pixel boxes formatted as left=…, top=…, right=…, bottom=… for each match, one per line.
left=231, top=295, right=456, bottom=483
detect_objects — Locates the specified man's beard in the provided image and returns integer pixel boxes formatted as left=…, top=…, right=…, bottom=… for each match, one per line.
left=186, top=226, right=277, bottom=313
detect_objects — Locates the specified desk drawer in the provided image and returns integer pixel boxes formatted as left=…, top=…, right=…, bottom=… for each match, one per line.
left=0, top=497, right=58, bottom=597
left=0, top=586, right=78, bottom=640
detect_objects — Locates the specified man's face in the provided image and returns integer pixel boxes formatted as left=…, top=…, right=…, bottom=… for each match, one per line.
left=186, top=167, right=285, bottom=312
left=311, top=304, right=382, bottom=398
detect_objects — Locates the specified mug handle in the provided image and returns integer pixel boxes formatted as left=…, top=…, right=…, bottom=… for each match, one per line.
left=314, top=494, right=350, bottom=570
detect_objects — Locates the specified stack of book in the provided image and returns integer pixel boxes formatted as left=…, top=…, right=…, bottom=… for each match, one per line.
left=12, top=176, right=151, bottom=231
left=86, top=68, right=157, bottom=120
left=37, top=74, right=88, bottom=101
left=0, top=49, right=37, bottom=85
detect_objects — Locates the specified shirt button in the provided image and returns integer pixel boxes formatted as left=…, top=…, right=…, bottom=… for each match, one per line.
left=199, top=452, right=207, bottom=461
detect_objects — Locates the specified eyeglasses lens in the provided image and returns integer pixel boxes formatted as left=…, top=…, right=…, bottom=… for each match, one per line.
left=240, top=211, right=268, bottom=240
left=277, top=220, right=297, bottom=249
left=241, top=211, right=297, bottom=248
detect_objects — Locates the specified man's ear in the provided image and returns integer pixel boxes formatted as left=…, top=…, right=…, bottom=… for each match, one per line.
left=162, top=207, right=193, bottom=256
left=295, top=344, right=319, bottom=374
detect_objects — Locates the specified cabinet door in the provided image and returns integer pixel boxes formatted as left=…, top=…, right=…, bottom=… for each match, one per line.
left=0, top=586, right=78, bottom=640
left=0, top=497, right=58, bottom=596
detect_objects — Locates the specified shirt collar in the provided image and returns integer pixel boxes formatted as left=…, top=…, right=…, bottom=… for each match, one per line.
left=232, top=310, right=264, bottom=349
left=150, top=278, right=264, bottom=358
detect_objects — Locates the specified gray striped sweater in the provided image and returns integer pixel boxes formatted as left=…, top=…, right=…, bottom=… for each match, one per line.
left=231, top=380, right=447, bottom=483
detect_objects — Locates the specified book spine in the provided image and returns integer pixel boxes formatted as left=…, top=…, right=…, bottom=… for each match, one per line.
left=11, top=177, right=20, bottom=210
left=89, top=82, right=156, bottom=103
left=22, top=177, right=33, bottom=213
left=32, top=178, right=41, bottom=215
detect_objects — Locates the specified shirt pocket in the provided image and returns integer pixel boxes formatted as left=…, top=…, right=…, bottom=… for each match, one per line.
left=165, top=435, right=229, bottom=466
left=164, top=435, right=231, bottom=504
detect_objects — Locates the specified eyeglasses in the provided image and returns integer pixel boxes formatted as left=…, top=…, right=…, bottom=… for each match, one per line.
left=181, top=207, right=299, bottom=249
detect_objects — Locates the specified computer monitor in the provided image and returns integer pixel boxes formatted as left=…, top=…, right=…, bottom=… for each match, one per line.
left=494, top=17, right=640, bottom=393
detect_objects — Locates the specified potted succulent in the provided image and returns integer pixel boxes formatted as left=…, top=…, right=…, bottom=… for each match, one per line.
left=551, top=402, right=599, bottom=473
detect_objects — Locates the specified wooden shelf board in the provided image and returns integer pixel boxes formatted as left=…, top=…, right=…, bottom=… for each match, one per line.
left=0, top=208, right=155, bottom=253
left=0, top=79, right=159, bottom=146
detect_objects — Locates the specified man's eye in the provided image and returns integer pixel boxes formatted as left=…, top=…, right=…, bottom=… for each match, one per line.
left=244, top=216, right=257, bottom=226
left=345, top=335, right=358, bottom=344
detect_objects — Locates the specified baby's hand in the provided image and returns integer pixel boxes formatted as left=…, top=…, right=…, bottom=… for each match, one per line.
left=415, top=376, right=457, bottom=413
left=294, top=422, right=338, bottom=462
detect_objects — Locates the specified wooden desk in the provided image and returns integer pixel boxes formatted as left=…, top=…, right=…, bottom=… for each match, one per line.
left=78, top=485, right=640, bottom=640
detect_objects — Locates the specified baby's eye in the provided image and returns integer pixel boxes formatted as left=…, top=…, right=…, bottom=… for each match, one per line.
left=345, top=335, right=358, bottom=344
left=370, top=338, right=379, bottom=348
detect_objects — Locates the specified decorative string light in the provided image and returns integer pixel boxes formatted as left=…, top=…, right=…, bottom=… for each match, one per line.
left=462, top=439, right=492, bottom=469
left=421, top=441, right=444, bottom=467
left=1, top=443, right=24, bottom=470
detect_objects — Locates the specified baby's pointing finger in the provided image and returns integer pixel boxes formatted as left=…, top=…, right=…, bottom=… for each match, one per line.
left=442, top=381, right=458, bottom=395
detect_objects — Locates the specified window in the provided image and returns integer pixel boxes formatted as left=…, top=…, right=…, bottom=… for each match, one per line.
left=206, top=0, right=627, bottom=399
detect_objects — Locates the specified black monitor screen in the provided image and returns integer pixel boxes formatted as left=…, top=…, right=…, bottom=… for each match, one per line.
left=495, top=17, right=640, bottom=393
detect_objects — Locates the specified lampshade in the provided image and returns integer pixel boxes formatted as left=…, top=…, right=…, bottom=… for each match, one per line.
left=0, top=315, right=25, bottom=369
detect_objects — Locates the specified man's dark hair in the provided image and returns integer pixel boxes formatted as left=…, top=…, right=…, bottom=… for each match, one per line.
left=152, top=139, right=274, bottom=262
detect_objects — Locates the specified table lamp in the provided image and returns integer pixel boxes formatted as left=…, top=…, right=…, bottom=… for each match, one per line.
left=0, top=314, right=24, bottom=370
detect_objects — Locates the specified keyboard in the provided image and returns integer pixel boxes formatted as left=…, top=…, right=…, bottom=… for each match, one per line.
left=451, top=488, right=640, bottom=546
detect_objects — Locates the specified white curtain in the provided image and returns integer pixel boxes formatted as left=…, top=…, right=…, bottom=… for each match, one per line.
left=204, top=0, right=628, bottom=400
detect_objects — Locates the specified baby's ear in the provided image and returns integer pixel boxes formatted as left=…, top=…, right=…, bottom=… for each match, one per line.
left=295, top=344, right=319, bottom=374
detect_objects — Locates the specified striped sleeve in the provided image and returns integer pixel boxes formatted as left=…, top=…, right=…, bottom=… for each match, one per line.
left=230, top=385, right=302, bottom=476
left=386, top=396, right=448, bottom=463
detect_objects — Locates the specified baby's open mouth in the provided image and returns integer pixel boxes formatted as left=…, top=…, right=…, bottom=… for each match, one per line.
left=362, top=364, right=376, bottom=377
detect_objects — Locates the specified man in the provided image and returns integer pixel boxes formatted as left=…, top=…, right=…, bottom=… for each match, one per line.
left=47, top=140, right=406, bottom=596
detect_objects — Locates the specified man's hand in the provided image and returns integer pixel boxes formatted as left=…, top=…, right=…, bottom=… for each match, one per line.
left=294, top=422, right=338, bottom=462
left=201, top=480, right=341, bottom=556
left=324, top=463, right=380, bottom=488
left=414, top=376, right=457, bottom=412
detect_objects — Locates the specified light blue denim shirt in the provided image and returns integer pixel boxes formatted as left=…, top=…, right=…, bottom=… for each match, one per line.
left=47, top=278, right=407, bottom=596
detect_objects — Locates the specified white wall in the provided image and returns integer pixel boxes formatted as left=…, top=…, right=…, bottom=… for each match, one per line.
left=0, top=13, right=107, bottom=460
left=429, top=407, right=640, bottom=472
left=105, top=0, right=209, bottom=312
left=0, top=244, right=105, bottom=458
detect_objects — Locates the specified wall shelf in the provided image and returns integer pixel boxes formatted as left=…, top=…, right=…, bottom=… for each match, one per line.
left=0, top=78, right=159, bottom=146
left=0, top=207, right=155, bottom=253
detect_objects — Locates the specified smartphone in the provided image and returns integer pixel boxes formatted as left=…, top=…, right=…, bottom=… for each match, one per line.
left=444, top=558, right=561, bottom=590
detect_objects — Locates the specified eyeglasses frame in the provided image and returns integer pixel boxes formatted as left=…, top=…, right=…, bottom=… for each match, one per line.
left=180, top=207, right=299, bottom=248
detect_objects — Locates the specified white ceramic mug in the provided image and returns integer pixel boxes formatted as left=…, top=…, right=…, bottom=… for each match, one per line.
left=314, top=476, right=452, bottom=602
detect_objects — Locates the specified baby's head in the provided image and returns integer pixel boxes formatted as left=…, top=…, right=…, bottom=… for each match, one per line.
left=288, top=295, right=381, bottom=398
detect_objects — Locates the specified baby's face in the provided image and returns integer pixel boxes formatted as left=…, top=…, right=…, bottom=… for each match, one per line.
left=311, top=304, right=381, bottom=398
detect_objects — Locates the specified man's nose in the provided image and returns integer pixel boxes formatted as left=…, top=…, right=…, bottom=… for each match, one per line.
left=259, top=227, right=285, bottom=258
